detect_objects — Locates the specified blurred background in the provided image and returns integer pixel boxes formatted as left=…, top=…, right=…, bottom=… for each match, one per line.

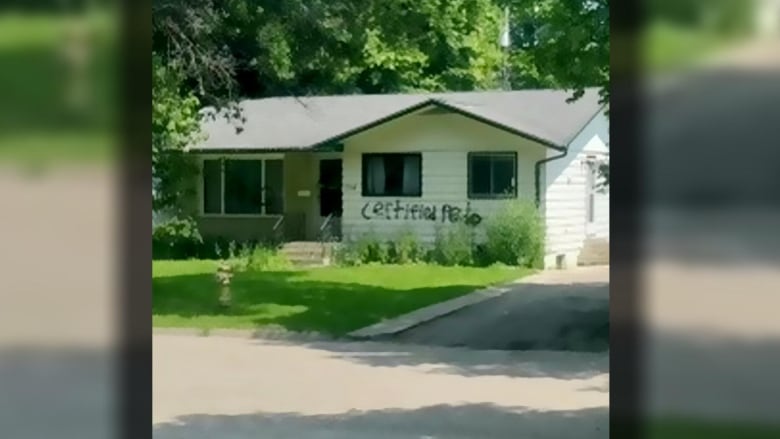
left=0, top=0, right=778, bottom=438
left=0, top=1, right=118, bottom=439
left=635, top=0, right=780, bottom=438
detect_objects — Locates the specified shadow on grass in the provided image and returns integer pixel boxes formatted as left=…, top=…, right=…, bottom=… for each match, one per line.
left=153, top=404, right=609, bottom=439
left=153, top=270, right=490, bottom=336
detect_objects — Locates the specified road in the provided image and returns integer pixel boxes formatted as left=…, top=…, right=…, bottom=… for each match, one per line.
left=388, top=266, right=609, bottom=352
left=153, top=333, right=608, bottom=438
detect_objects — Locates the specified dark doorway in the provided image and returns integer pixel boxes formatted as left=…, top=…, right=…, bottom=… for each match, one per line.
left=319, top=159, right=342, bottom=217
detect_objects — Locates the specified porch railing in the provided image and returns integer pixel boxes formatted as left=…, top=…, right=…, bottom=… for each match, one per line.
left=271, top=215, right=285, bottom=247
left=318, top=213, right=341, bottom=244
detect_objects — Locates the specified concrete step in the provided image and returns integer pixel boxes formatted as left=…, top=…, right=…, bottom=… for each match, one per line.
left=579, top=238, right=610, bottom=266
left=280, top=242, right=336, bottom=266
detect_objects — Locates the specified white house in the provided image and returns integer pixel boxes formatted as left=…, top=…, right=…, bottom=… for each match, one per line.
left=187, top=89, right=609, bottom=269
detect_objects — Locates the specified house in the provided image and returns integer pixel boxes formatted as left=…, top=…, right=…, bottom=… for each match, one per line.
left=186, top=89, right=609, bottom=269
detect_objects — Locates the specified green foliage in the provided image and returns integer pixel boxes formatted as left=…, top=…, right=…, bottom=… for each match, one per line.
left=598, top=160, right=609, bottom=189
left=649, top=0, right=754, bottom=35
left=354, top=231, right=390, bottom=264
left=153, top=0, right=506, bottom=101
left=504, top=0, right=609, bottom=105
left=229, top=243, right=292, bottom=272
left=337, top=228, right=427, bottom=265
left=152, top=217, right=204, bottom=259
left=431, top=222, right=476, bottom=266
left=388, top=228, right=425, bottom=264
left=333, top=239, right=362, bottom=267
left=483, top=200, right=544, bottom=268
left=334, top=232, right=387, bottom=266
left=152, top=55, right=202, bottom=213
left=153, top=261, right=530, bottom=334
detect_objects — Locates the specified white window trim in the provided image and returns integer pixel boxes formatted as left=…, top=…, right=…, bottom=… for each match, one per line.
left=199, top=153, right=284, bottom=218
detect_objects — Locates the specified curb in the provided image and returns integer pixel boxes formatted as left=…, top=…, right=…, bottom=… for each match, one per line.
left=347, top=275, right=532, bottom=339
left=153, top=327, right=332, bottom=343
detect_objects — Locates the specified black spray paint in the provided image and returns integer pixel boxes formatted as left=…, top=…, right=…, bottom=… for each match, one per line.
left=361, top=200, right=482, bottom=226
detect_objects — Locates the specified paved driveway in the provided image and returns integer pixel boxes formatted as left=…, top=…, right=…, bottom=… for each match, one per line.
left=153, top=333, right=608, bottom=438
left=388, top=266, right=609, bottom=352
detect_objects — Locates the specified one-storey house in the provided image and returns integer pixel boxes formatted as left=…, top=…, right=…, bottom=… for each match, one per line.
left=185, top=88, right=609, bottom=269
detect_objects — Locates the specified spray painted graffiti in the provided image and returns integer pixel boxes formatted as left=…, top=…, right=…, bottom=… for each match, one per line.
left=361, top=200, right=482, bottom=226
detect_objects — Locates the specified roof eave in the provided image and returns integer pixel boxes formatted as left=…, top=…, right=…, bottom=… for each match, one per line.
left=189, top=144, right=343, bottom=154
left=308, top=98, right=566, bottom=151
left=430, top=99, right=566, bottom=151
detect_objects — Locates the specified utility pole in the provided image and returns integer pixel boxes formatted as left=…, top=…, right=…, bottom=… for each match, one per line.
left=499, top=6, right=512, bottom=90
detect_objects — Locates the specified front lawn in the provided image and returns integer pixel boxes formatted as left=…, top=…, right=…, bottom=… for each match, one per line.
left=153, top=261, right=531, bottom=336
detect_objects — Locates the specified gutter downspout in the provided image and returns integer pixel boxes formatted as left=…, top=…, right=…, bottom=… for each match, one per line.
left=534, top=148, right=568, bottom=207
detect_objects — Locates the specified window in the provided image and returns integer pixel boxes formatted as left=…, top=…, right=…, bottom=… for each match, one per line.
left=362, top=153, right=422, bottom=197
left=202, top=158, right=284, bottom=215
left=468, top=152, right=517, bottom=199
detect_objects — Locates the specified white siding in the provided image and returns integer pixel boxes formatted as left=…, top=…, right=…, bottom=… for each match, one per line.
left=543, top=110, right=609, bottom=266
left=589, top=187, right=610, bottom=239
left=341, top=108, right=547, bottom=243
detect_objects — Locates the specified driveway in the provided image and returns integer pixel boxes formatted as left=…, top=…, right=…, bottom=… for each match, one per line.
left=388, top=266, right=609, bottom=352
left=153, top=333, right=608, bottom=439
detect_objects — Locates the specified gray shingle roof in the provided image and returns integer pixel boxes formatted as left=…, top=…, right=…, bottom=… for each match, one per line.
left=192, top=88, right=603, bottom=151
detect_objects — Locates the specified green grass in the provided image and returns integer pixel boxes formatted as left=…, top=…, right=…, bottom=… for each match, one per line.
left=153, top=261, right=531, bottom=336
left=647, top=418, right=780, bottom=439
left=643, top=21, right=745, bottom=73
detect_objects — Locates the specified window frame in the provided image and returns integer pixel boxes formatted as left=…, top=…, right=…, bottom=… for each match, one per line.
left=361, top=152, right=423, bottom=198
left=467, top=151, right=518, bottom=200
left=199, top=154, right=285, bottom=217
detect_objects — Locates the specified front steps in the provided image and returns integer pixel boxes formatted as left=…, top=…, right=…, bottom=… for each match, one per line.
left=280, top=241, right=336, bottom=267
left=579, top=237, right=609, bottom=266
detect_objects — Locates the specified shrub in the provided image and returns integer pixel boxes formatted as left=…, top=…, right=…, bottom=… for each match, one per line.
left=335, top=231, right=395, bottom=265
left=354, top=231, right=389, bottom=264
left=152, top=217, right=203, bottom=259
left=333, top=238, right=362, bottom=266
left=388, top=228, right=424, bottom=264
left=211, top=241, right=291, bottom=272
left=483, top=200, right=545, bottom=268
left=431, top=222, right=475, bottom=266
left=243, top=245, right=292, bottom=272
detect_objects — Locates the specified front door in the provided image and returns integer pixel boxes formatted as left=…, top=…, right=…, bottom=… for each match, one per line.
left=319, top=159, right=342, bottom=218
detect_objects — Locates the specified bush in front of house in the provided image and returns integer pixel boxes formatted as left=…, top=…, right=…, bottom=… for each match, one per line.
left=336, top=228, right=427, bottom=265
left=152, top=216, right=203, bottom=259
left=387, top=228, right=425, bottom=264
left=430, top=222, right=476, bottom=266
left=334, top=230, right=388, bottom=265
left=210, top=240, right=291, bottom=272
left=242, top=244, right=292, bottom=271
left=483, top=200, right=545, bottom=268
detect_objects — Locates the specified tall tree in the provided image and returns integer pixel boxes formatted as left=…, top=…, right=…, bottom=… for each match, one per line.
left=503, top=0, right=609, bottom=104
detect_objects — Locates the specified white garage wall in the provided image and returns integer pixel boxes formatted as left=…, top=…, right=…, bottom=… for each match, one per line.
left=341, top=107, right=548, bottom=243
left=542, top=109, right=609, bottom=268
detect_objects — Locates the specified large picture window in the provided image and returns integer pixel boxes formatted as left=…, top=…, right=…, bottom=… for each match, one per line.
left=468, top=152, right=517, bottom=199
left=362, top=153, right=422, bottom=197
left=202, top=158, right=284, bottom=215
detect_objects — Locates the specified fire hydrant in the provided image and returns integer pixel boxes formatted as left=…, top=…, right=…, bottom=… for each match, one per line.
left=215, top=263, right=234, bottom=308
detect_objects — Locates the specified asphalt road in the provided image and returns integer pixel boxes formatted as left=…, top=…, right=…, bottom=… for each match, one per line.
left=153, top=333, right=608, bottom=439
left=388, top=266, right=609, bottom=352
